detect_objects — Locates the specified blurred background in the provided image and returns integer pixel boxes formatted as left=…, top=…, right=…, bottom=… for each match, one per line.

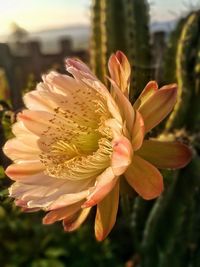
left=0, top=0, right=200, bottom=266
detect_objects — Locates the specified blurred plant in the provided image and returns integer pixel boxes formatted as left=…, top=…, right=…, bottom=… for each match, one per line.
left=22, top=73, right=37, bottom=95
left=0, top=68, right=11, bottom=103
left=9, top=22, right=29, bottom=43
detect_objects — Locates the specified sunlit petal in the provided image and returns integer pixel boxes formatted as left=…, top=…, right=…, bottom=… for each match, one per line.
left=136, top=140, right=192, bottom=169
left=131, top=110, right=145, bottom=151
left=108, top=51, right=131, bottom=97
left=125, top=155, right=163, bottom=200
left=82, top=167, right=117, bottom=208
left=95, top=182, right=119, bottom=241
left=63, top=207, right=91, bottom=232
left=111, top=136, right=133, bottom=175
left=134, top=80, right=158, bottom=109
left=137, top=84, right=177, bottom=133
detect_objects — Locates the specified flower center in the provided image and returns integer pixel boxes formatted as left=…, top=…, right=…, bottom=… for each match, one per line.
left=39, top=87, right=114, bottom=180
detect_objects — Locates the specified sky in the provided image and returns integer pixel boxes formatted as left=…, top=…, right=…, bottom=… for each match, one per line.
left=0, top=0, right=199, bottom=35
left=150, top=0, right=199, bottom=21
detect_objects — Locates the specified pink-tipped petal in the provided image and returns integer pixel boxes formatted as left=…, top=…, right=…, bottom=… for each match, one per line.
left=125, top=155, right=163, bottom=200
left=12, top=121, right=40, bottom=148
left=137, top=84, right=177, bottom=133
left=66, top=58, right=95, bottom=77
left=23, top=87, right=75, bottom=112
left=131, top=111, right=145, bottom=151
left=47, top=190, right=89, bottom=210
left=95, top=182, right=119, bottom=241
left=43, top=201, right=82, bottom=225
left=9, top=173, right=93, bottom=210
left=134, top=81, right=158, bottom=110
left=42, top=71, right=84, bottom=96
left=3, top=138, right=40, bottom=162
left=14, top=200, right=40, bottom=213
left=24, top=90, right=54, bottom=112
left=111, top=136, right=133, bottom=175
left=108, top=54, right=121, bottom=86
left=17, top=110, right=56, bottom=136
left=108, top=51, right=131, bottom=97
left=63, top=207, right=91, bottom=232
left=109, top=79, right=135, bottom=132
left=136, top=140, right=192, bottom=169
left=82, top=167, right=117, bottom=208
left=5, top=161, right=44, bottom=180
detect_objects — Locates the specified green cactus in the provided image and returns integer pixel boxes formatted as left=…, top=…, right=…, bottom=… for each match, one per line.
left=90, top=0, right=151, bottom=101
left=129, top=11, right=200, bottom=267
left=165, top=12, right=200, bottom=130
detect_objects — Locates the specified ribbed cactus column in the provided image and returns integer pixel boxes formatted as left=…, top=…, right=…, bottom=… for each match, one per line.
left=130, top=11, right=200, bottom=267
left=165, top=12, right=199, bottom=130
left=90, top=0, right=107, bottom=84
left=90, top=0, right=151, bottom=101
left=129, top=0, right=151, bottom=99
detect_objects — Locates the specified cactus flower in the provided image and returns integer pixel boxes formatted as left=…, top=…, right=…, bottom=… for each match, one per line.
left=3, top=51, right=192, bottom=241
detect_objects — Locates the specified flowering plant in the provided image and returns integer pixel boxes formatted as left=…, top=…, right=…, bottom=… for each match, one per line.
left=4, top=51, right=192, bottom=241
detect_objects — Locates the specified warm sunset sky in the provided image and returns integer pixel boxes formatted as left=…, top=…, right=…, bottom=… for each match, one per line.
left=0, top=0, right=198, bottom=35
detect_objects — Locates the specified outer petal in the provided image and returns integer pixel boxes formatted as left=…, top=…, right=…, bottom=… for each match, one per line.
left=42, top=71, right=81, bottom=96
left=43, top=201, right=82, bottom=225
left=12, top=121, right=39, bottom=148
left=125, top=155, right=163, bottom=200
left=9, top=173, right=93, bottom=209
left=17, top=110, right=57, bottom=137
left=24, top=90, right=54, bottom=112
left=66, top=58, right=95, bottom=78
left=3, top=138, right=40, bottom=162
left=63, top=207, right=91, bottom=232
left=136, top=140, right=192, bottom=169
left=108, top=51, right=131, bottom=97
left=46, top=190, right=89, bottom=210
left=137, top=84, right=177, bottom=133
left=15, top=199, right=40, bottom=212
left=111, top=135, right=133, bottom=175
left=5, top=161, right=44, bottom=180
left=23, top=87, right=76, bottom=113
left=134, top=81, right=158, bottom=109
left=95, top=181, right=119, bottom=241
left=82, top=167, right=117, bottom=208
left=109, top=79, right=135, bottom=132
left=131, top=110, right=145, bottom=151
